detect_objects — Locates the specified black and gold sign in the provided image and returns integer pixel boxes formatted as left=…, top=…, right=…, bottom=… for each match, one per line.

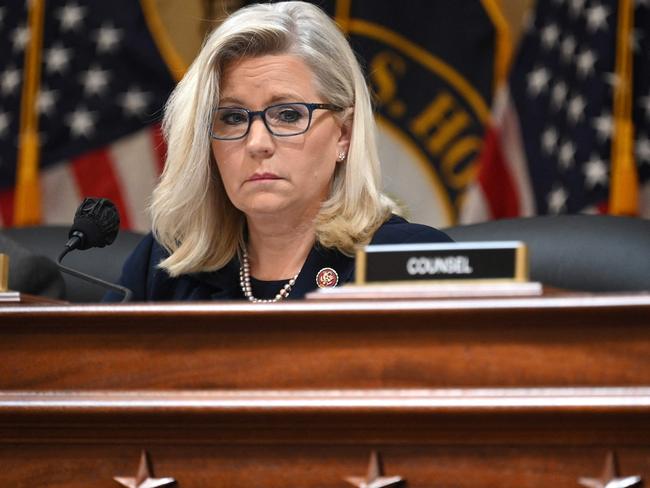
left=315, top=0, right=506, bottom=226
left=356, top=241, right=529, bottom=284
left=242, top=0, right=508, bottom=226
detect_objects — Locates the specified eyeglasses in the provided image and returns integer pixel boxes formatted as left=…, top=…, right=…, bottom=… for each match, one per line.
left=210, top=102, right=343, bottom=140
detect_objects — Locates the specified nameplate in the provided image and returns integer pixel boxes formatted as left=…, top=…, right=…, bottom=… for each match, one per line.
left=355, top=241, right=529, bottom=284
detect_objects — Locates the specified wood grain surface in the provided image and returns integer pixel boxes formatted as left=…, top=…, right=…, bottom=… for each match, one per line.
left=1, top=295, right=649, bottom=390
left=1, top=389, right=650, bottom=487
left=2, top=296, right=650, bottom=486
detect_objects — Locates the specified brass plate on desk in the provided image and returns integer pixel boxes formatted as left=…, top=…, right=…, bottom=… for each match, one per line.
left=0, top=253, right=8, bottom=292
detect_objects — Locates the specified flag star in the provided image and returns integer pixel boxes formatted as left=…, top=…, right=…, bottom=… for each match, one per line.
left=37, top=88, right=58, bottom=116
left=586, top=4, right=610, bottom=33
left=120, top=88, right=151, bottom=117
left=541, top=23, right=560, bottom=50
left=45, top=43, right=72, bottom=74
left=639, top=94, right=650, bottom=120
left=542, top=127, right=559, bottom=155
left=576, top=49, right=597, bottom=78
left=12, top=25, right=30, bottom=52
left=522, top=10, right=536, bottom=32
left=567, top=95, right=586, bottom=124
left=593, top=112, right=613, bottom=142
left=603, top=72, right=618, bottom=86
left=1, top=67, right=21, bottom=95
left=551, top=81, right=568, bottom=110
left=560, top=36, right=576, bottom=63
left=558, top=140, right=576, bottom=169
left=80, top=65, right=110, bottom=96
left=94, top=24, right=123, bottom=53
left=569, top=0, right=586, bottom=17
left=637, top=135, right=650, bottom=164
left=630, top=29, right=643, bottom=53
left=527, top=66, right=551, bottom=97
left=583, top=154, right=608, bottom=188
left=66, top=107, right=96, bottom=138
left=0, top=111, right=10, bottom=138
left=57, top=3, right=86, bottom=32
left=547, top=185, right=568, bottom=213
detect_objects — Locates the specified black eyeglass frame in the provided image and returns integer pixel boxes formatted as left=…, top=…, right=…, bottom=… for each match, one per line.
left=209, top=102, right=344, bottom=140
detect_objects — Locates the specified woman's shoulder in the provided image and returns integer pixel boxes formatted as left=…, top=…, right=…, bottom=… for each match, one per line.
left=105, top=233, right=173, bottom=302
left=118, top=233, right=170, bottom=276
left=370, top=214, right=453, bottom=245
left=130, top=232, right=169, bottom=262
left=114, top=233, right=240, bottom=302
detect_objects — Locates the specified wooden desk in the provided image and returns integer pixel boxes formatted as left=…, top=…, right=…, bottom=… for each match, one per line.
left=1, top=295, right=649, bottom=486
left=1, top=294, right=649, bottom=390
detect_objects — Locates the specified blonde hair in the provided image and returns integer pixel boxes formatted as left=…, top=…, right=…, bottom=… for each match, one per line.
left=151, top=1, right=399, bottom=276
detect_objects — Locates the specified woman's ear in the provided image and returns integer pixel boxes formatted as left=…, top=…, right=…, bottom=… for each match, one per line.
left=336, top=108, right=353, bottom=160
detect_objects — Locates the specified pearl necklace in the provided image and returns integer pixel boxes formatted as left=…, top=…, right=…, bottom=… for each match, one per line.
left=239, top=248, right=300, bottom=303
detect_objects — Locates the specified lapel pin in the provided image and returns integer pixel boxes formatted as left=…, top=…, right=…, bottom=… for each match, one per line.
left=316, top=267, right=339, bottom=288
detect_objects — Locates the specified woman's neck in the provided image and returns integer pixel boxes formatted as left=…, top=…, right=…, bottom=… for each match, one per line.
left=245, top=215, right=316, bottom=281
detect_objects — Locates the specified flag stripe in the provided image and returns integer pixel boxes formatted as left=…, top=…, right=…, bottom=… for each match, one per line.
left=498, top=89, right=536, bottom=217
left=150, top=124, right=166, bottom=174
left=641, top=182, right=650, bottom=218
left=109, top=128, right=159, bottom=232
left=477, top=125, right=520, bottom=218
left=41, top=162, right=82, bottom=225
left=0, top=190, right=15, bottom=227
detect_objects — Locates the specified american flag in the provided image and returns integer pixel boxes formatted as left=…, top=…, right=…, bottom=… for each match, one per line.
left=0, top=1, right=178, bottom=230
left=462, top=0, right=650, bottom=222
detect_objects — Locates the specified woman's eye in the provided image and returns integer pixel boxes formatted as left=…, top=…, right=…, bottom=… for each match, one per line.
left=220, top=111, right=247, bottom=125
left=276, top=109, right=303, bottom=123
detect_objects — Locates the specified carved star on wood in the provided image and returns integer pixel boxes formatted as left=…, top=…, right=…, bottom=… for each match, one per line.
left=578, top=451, right=642, bottom=488
left=114, top=450, right=176, bottom=488
left=345, top=450, right=405, bottom=488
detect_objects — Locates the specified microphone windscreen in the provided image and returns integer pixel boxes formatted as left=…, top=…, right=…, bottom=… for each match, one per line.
left=70, top=198, right=120, bottom=249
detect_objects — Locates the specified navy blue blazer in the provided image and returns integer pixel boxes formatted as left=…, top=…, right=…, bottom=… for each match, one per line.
left=106, top=215, right=452, bottom=302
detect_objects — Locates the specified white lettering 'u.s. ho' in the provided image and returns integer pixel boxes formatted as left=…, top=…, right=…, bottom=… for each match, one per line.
left=406, top=256, right=474, bottom=276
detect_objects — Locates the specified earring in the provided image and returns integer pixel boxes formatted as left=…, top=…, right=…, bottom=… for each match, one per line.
left=337, top=151, right=346, bottom=161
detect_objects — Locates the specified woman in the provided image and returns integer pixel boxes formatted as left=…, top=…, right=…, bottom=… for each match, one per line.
left=108, top=1, right=451, bottom=302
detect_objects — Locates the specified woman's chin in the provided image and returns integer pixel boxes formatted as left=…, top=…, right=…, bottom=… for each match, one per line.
left=239, top=198, right=296, bottom=218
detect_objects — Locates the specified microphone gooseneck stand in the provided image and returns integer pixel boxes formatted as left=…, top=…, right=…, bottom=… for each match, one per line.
left=57, top=245, right=133, bottom=303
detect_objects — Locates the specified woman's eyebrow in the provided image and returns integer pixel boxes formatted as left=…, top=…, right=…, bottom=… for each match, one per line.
left=218, top=96, right=244, bottom=106
left=267, top=93, right=304, bottom=103
left=218, top=93, right=305, bottom=107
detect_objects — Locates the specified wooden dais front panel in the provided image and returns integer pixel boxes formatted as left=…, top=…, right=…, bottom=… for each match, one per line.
left=2, top=295, right=650, bottom=486
left=1, top=295, right=649, bottom=390
left=1, top=389, right=649, bottom=487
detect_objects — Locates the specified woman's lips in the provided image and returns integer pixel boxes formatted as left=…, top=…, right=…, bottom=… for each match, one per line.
left=247, top=172, right=281, bottom=182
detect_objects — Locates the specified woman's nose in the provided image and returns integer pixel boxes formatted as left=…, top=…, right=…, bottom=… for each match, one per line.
left=245, top=118, right=275, bottom=158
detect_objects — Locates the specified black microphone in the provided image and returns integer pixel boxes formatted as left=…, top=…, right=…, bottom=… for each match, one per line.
left=65, top=197, right=120, bottom=251
left=57, top=197, right=133, bottom=302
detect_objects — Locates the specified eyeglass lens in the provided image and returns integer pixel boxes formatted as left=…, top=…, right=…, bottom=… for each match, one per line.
left=212, top=103, right=311, bottom=139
